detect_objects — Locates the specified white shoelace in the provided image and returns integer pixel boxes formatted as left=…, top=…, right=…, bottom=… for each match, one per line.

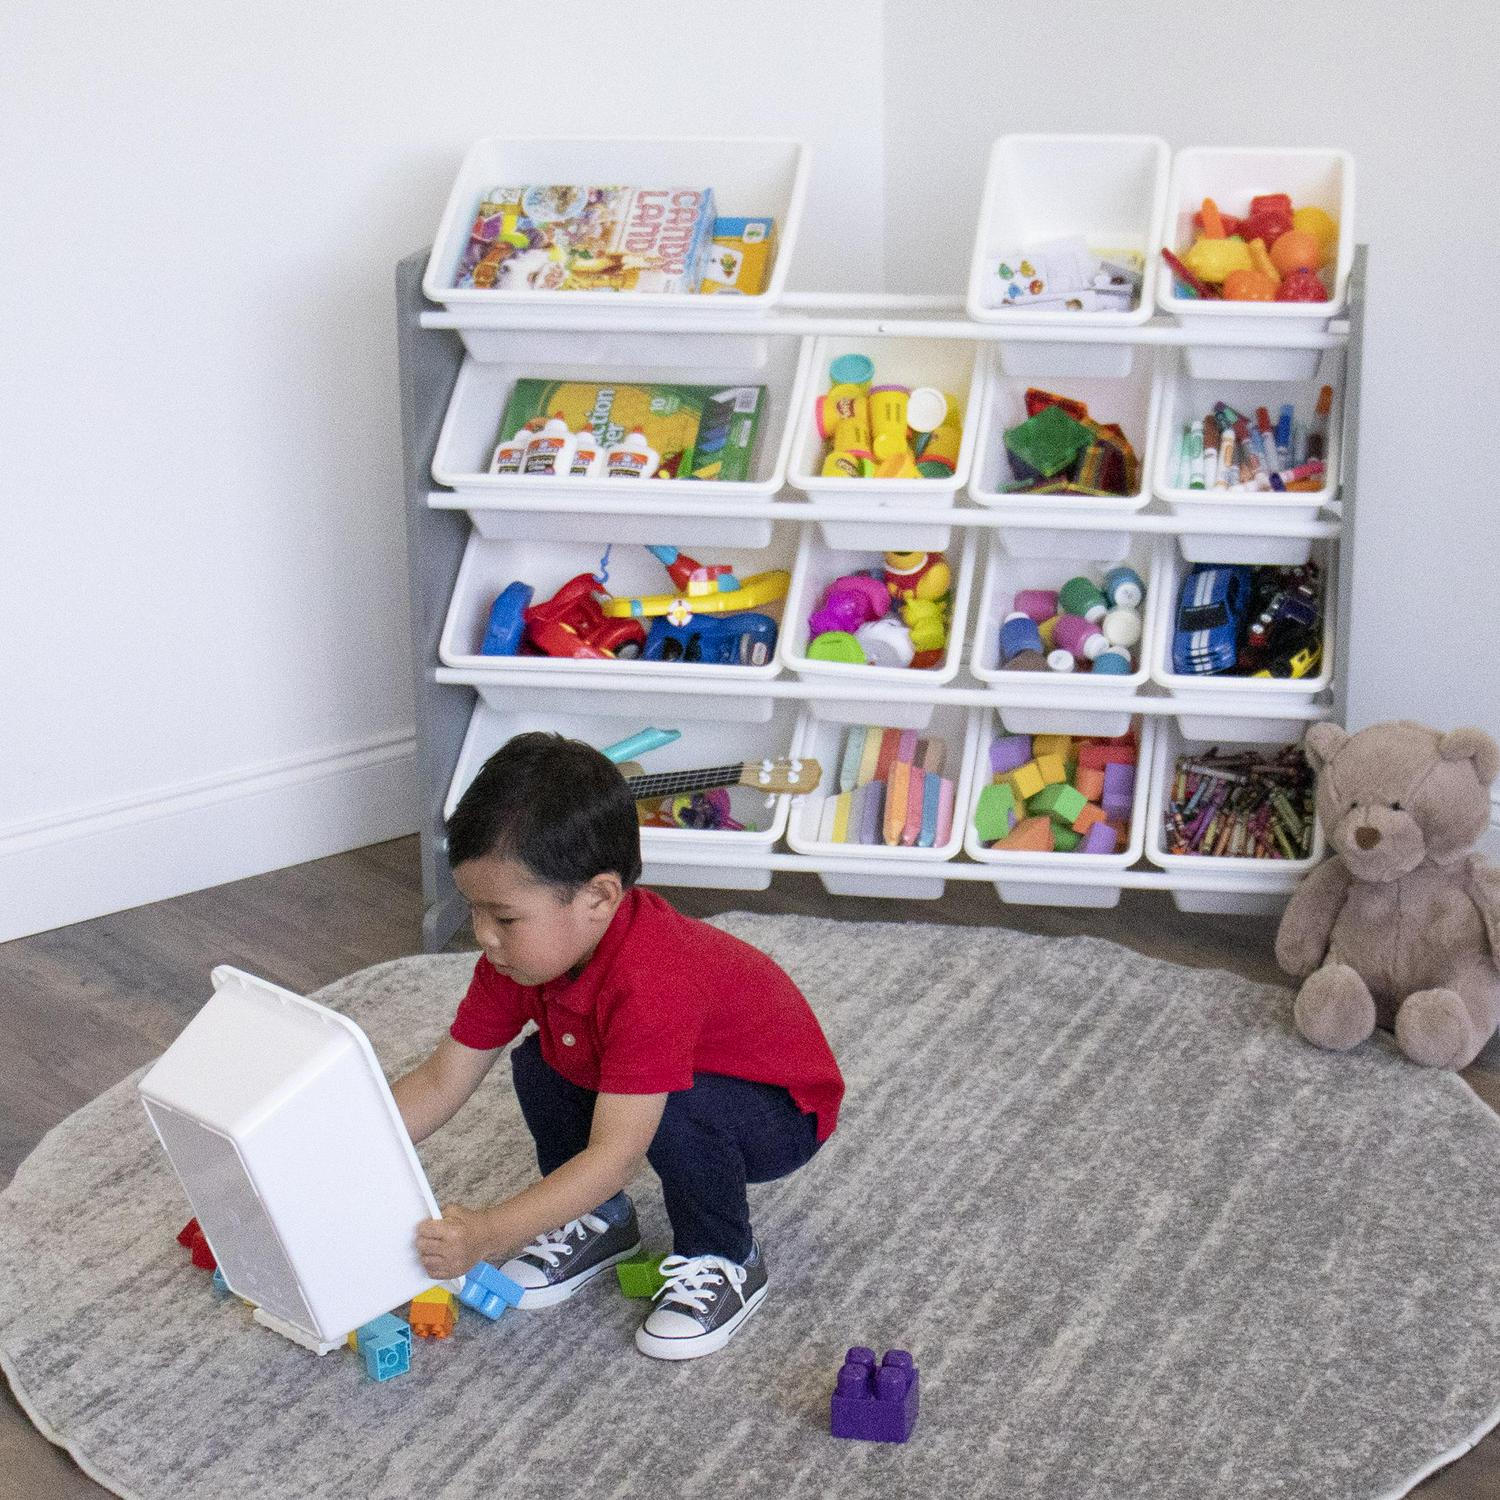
left=652, top=1254, right=748, bottom=1314
left=520, top=1213, right=609, bottom=1268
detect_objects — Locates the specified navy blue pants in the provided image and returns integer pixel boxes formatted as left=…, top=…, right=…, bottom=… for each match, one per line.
left=510, top=1032, right=821, bottom=1262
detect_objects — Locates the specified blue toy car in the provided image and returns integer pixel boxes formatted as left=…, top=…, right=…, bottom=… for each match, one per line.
left=1172, top=565, right=1252, bottom=675
left=644, top=611, right=777, bottom=666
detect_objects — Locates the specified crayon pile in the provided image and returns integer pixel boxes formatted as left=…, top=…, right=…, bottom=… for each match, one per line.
left=1163, top=745, right=1315, bottom=859
left=975, top=732, right=1136, bottom=854
left=817, top=725, right=956, bottom=847
left=1173, top=386, right=1332, bottom=493
left=1002, top=388, right=1140, bottom=498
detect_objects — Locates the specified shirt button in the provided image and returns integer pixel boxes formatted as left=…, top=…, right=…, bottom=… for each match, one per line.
left=561, top=1033, right=576, bottom=1047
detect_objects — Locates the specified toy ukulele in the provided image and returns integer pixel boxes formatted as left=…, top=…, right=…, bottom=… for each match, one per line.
left=622, top=756, right=821, bottom=801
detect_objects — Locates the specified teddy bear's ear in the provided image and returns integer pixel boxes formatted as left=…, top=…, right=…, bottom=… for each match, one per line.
left=1438, top=727, right=1500, bottom=788
left=1302, top=721, right=1349, bottom=773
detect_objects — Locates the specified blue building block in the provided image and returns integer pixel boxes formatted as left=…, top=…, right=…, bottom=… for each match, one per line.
left=354, top=1313, right=412, bottom=1383
left=210, top=1267, right=231, bottom=1299
left=457, top=1262, right=524, bottom=1321
left=830, top=1347, right=920, bottom=1442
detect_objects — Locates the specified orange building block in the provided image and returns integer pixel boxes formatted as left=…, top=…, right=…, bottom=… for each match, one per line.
left=410, top=1301, right=456, bottom=1340
left=996, top=815, right=1054, bottom=852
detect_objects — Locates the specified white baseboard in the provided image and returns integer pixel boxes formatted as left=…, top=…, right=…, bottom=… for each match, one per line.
left=0, top=731, right=420, bottom=943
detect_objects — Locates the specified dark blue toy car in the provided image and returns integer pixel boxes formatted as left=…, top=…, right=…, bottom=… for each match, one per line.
left=644, top=611, right=777, bottom=666
left=1173, top=565, right=1253, bottom=675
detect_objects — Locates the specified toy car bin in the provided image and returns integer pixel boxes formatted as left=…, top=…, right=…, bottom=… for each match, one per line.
left=968, top=351, right=1162, bottom=557
left=138, top=968, right=446, bottom=1355
left=963, top=711, right=1157, bottom=909
left=1143, top=721, right=1326, bottom=915
left=786, top=707, right=982, bottom=899
left=966, top=134, right=1170, bottom=378
left=440, top=529, right=798, bottom=723
left=779, top=529, right=978, bottom=731
left=423, top=136, right=809, bottom=329
left=430, top=338, right=815, bottom=550
left=445, top=701, right=806, bottom=892
left=1151, top=352, right=1342, bottom=566
left=1150, top=542, right=1335, bottom=743
left=969, top=537, right=1163, bottom=738
left=1156, top=147, right=1355, bottom=381
left=787, top=336, right=985, bottom=552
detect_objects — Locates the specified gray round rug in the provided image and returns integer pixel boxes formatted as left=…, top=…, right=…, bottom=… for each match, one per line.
left=2, top=913, right=1498, bottom=1500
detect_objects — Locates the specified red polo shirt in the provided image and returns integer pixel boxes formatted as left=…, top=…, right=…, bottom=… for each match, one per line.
left=449, top=888, right=842, bottom=1142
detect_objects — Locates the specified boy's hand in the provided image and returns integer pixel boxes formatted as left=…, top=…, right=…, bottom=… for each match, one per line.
left=416, top=1203, right=490, bottom=1280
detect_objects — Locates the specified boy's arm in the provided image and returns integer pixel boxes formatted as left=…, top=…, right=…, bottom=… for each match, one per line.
left=416, top=1090, right=666, bottom=1279
left=392, top=1036, right=500, bottom=1144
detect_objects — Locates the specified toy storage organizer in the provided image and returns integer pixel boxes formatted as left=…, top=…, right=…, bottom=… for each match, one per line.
left=399, top=136, right=1363, bottom=949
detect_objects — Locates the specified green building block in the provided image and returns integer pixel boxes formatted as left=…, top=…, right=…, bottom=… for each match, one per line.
left=1028, top=783, right=1088, bottom=825
left=616, top=1253, right=667, bottom=1300
left=975, top=783, right=1018, bottom=843
left=1004, top=405, right=1094, bottom=482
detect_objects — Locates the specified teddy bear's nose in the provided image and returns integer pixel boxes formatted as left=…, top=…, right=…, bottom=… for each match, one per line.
left=1354, top=826, right=1381, bottom=850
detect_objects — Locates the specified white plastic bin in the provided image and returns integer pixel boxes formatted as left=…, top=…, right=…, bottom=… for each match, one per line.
left=1151, top=541, right=1335, bottom=743
left=780, top=529, right=978, bottom=729
left=138, top=967, right=444, bottom=1354
left=423, top=136, right=809, bottom=319
left=445, top=699, right=807, bottom=891
left=1152, top=351, right=1343, bottom=565
left=440, top=529, right=795, bottom=726
left=963, top=711, right=1157, bottom=908
left=787, top=336, right=985, bottom=552
left=970, top=536, right=1163, bottom=737
left=1143, top=720, right=1323, bottom=914
left=968, top=349, right=1162, bottom=557
left=1157, top=147, right=1355, bottom=381
left=431, top=339, right=814, bottom=549
left=786, top=707, right=982, bottom=899
left=966, top=134, right=1170, bottom=378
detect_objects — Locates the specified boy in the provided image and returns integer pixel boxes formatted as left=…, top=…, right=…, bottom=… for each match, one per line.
left=392, top=732, right=843, bottom=1360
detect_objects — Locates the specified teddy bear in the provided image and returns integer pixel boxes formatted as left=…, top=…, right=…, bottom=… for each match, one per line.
left=1275, top=719, right=1500, bottom=1069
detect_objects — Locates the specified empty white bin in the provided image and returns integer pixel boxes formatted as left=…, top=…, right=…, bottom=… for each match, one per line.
left=431, top=338, right=814, bottom=549
left=1152, top=351, right=1343, bottom=565
left=445, top=698, right=807, bottom=891
left=970, top=536, right=1164, bottom=737
left=964, top=712, right=1157, bottom=908
left=424, top=136, right=809, bottom=318
left=1143, top=720, right=1324, bottom=914
left=787, top=336, right=985, bottom=551
left=780, top=529, right=978, bottom=730
left=1151, top=541, right=1336, bottom=743
left=968, top=349, right=1163, bottom=556
left=1157, top=146, right=1355, bottom=381
left=966, top=134, right=1170, bottom=377
left=786, top=706, right=982, bottom=899
left=138, top=967, right=444, bottom=1354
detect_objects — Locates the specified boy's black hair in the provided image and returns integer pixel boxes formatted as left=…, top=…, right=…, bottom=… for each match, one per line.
left=445, top=732, right=642, bottom=893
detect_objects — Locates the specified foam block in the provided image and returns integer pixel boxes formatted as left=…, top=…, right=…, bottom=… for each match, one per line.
left=1010, top=760, right=1046, bottom=801
left=1032, top=734, right=1074, bottom=762
left=1072, top=801, right=1108, bottom=834
left=1029, top=784, right=1088, bottom=824
left=1035, top=754, right=1068, bottom=787
left=1082, top=821, right=1120, bottom=854
left=1075, top=765, right=1106, bottom=802
left=1078, top=743, right=1138, bottom=771
left=1052, top=826, right=1083, bottom=852
left=989, top=735, right=1033, bottom=775
left=975, top=783, right=1018, bottom=843
left=996, top=815, right=1053, bottom=851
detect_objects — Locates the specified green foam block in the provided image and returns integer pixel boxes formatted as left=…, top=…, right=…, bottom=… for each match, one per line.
left=975, top=783, right=1018, bottom=844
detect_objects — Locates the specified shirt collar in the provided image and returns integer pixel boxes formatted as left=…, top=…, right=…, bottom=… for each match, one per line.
left=537, top=887, right=641, bottom=1012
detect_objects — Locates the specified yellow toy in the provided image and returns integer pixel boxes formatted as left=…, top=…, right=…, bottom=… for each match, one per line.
left=603, top=569, right=789, bottom=620
left=1182, top=234, right=1252, bottom=285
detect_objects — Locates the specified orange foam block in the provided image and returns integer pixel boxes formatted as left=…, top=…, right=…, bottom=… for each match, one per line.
left=1072, top=802, right=1108, bottom=834
left=996, top=815, right=1054, bottom=852
left=1075, top=765, right=1106, bottom=802
left=1077, top=744, right=1138, bottom=771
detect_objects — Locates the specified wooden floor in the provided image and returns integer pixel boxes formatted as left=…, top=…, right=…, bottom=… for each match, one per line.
left=3, top=836, right=1496, bottom=1499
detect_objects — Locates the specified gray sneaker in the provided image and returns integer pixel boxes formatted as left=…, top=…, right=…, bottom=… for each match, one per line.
left=634, top=1243, right=768, bottom=1360
left=500, top=1203, right=641, bottom=1309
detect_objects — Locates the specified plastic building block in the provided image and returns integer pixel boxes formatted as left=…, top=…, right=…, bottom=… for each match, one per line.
left=457, top=1262, right=524, bottom=1321
left=616, top=1253, right=669, bottom=1300
left=176, top=1217, right=217, bottom=1272
left=1009, top=760, right=1045, bottom=801
left=830, top=1347, right=920, bottom=1442
left=996, top=815, right=1053, bottom=852
left=409, top=1300, right=456, bottom=1340
left=210, top=1267, right=231, bottom=1299
left=1034, top=753, right=1068, bottom=786
left=974, top=783, right=1018, bottom=844
left=352, top=1312, right=411, bottom=1380
left=176, top=1218, right=199, bottom=1248
left=1029, top=783, right=1087, bottom=825
left=412, top=1286, right=455, bottom=1309
left=988, top=735, right=1032, bottom=775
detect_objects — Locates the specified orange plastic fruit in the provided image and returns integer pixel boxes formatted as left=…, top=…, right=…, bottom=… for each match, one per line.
left=1268, top=229, right=1321, bottom=277
left=1222, top=269, right=1278, bottom=302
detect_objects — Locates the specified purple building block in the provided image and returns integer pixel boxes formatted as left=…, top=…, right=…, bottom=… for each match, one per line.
left=1101, top=760, right=1136, bottom=817
left=830, top=1346, right=920, bottom=1442
left=990, top=736, right=1033, bottom=776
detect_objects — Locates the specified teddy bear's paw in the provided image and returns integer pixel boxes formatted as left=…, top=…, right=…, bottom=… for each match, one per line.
left=1395, top=989, right=1476, bottom=1069
left=1293, top=964, right=1376, bottom=1051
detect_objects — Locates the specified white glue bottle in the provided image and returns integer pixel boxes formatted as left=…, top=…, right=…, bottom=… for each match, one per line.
left=522, top=414, right=576, bottom=478
left=489, top=427, right=534, bottom=475
left=569, top=427, right=606, bottom=478
left=604, top=428, right=660, bottom=480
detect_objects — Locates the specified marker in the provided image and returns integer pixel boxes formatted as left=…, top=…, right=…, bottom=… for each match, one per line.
left=1306, top=384, right=1333, bottom=463
left=1275, top=404, right=1295, bottom=465
left=1187, top=421, right=1206, bottom=489
left=1268, top=459, right=1326, bottom=492
left=1215, top=429, right=1235, bottom=489
left=1214, top=401, right=1247, bottom=428
left=1202, top=445, right=1218, bottom=489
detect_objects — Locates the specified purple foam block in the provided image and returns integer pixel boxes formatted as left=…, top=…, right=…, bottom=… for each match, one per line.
left=1101, top=760, right=1136, bottom=816
left=1082, top=821, right=1119, bottom=854
left=989, top=735, right=1033, bottom=775
left=830, top=1346, right=920, bottom=1442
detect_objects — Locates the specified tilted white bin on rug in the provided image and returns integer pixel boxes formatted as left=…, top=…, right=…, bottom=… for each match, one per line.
left=138, top=967, right=445, bottom=1355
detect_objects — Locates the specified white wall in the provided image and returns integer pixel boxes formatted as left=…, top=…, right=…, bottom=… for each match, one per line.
left=0, top=0, right=884, bottom=940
